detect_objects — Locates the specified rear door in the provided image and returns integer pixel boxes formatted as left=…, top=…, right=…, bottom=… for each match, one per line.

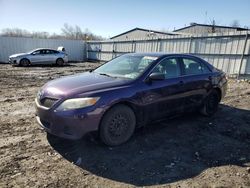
left=178, top=56, right=213, bottom=110
left=45, top=50, right=57, bottom=64
left=140, top=57, right=185, bottom=121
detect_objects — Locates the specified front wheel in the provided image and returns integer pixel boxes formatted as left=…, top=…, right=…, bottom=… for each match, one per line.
left=99, top=105, right=136, bottom=146
left=20, top=59, right=30, bottom=67
left=200, top=90, right=220, bottom=116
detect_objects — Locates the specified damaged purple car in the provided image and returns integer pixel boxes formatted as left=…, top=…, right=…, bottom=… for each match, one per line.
left=35, top=53, right=227, bottom=146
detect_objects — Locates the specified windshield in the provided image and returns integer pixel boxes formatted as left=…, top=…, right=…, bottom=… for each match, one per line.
left=27, top=49, right=37, bottom=54
left=94, top=54, right=158, bottom=79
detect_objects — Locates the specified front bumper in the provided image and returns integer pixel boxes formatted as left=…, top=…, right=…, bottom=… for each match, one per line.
left=9, top=58, right=18, bottom=65
left=35, top=98, right=102, bottom=140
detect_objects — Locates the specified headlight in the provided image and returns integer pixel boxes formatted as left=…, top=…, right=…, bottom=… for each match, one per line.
left=56, top=97, right=100, bottom=111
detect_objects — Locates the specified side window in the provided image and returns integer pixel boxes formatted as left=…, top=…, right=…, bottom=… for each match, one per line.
left=32, top=50, right=41, bottom=55
left=138, top=58, right=152, bottom=71
left=40, top=50, right=46, bottom=54
left=46, top=50, right=54, bottom=54
left=200, top=61, right=211, bottom=73
left=152, top=58, right=180, bottom=79
left=183, top=58, right=203, bottom=75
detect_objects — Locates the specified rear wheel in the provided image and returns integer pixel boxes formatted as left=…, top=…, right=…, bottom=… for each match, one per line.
left=200, top=90, right=220, bottom=116
left=56, top=58, right=64, bottom=66
left=100, top=105, right=136, bottom=146
left=20, top=59, right=30, bottom=67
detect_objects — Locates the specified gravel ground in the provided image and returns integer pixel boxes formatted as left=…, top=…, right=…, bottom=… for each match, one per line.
left=0, top=62, right=250, bottom=188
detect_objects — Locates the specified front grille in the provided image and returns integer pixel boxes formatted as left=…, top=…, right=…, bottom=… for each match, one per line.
left=40, top=98, right=58, bottom=108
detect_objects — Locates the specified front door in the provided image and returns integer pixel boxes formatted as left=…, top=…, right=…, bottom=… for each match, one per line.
left=140, top=57, right=185, bottom=121
left=29, top=50, right=43, bottom=64
left=30, top=49, right=49, bottom=64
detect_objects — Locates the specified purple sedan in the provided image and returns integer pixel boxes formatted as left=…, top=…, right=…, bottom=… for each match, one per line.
left=35, top=53, right=227, bottom=146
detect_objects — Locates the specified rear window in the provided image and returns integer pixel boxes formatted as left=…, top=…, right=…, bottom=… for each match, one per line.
left=182, top=58, right=211, bottom=75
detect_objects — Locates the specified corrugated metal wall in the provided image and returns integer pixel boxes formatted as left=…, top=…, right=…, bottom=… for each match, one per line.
left=87, top=31, right=250, bottom=75
left=0, top=36, right=86, bottom=63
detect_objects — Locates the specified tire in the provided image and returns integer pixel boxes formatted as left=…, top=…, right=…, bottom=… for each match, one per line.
left=56, top=58, right=64, bottom=66
left=100, top=104, right=136, bottom=146
left=200, top=90, right=220, bottom=116
left=20, top=58, right=30, bottom=67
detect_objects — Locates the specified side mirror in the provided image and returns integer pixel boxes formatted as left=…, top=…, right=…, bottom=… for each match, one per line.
left=149, top=72, right=165, bottom=80
left=145, top=72, right=165, bottom=83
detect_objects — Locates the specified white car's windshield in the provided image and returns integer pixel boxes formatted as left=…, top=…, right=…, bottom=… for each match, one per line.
left=27, top=49, right=37, bottom=54
left=94, top=54, right=158, bottom=79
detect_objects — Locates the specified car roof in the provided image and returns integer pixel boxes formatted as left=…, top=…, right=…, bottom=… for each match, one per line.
left=127, top=52, right=213, bottom=69
left=127, top=52, right=202, bottom=59
left=32, top=48, right=58, bottom=51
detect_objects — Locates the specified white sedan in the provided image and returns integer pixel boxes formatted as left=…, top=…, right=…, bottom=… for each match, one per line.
left=9, top=48, right=68, bottom=66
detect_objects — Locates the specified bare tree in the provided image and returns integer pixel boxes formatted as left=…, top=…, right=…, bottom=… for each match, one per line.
left=61, top=23, right=104, bottom=40
left=0, top=24, right=104, bottom=41
left=1, top=28, right=30, bottom=37
left=230, top=20, right=240, bottom=27
left=32, top=31, right=50, bottom=39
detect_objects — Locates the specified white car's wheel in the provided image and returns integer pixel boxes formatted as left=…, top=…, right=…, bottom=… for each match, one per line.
left=20, top=59, right=30, bottom=67
left=56, top=58, right=64, bottom=66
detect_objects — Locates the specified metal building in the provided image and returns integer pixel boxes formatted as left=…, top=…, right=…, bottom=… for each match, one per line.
left=174, top=23, right=249, bottom=35
left=110, top=28, right=178, bottom=40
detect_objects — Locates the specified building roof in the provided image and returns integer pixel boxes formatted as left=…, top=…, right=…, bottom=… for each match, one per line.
left=174, top=23, right=249, bottom=32
left=110, top=27, right=177, bottom=39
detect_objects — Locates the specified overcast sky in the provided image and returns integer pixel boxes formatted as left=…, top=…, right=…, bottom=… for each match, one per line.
left=0, top=0, right=249, bottom=38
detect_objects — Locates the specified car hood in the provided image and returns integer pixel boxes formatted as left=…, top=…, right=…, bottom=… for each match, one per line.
left=41, top=72, right=131, bottom=98
left=9, top=53, right=28, bottom=58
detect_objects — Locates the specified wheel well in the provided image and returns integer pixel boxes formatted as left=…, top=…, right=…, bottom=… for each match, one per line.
left=214, top=87, right=222, bottom=102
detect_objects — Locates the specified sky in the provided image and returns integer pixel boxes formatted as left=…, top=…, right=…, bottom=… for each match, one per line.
left=0, top=0, right=249, bottom=38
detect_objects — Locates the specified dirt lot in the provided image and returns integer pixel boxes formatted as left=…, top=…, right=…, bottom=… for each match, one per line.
left=0, top=63, right=250, bottom=188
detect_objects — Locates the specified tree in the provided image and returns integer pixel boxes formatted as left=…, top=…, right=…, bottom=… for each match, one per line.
left=230, top=20, right=240, bottom=27
left=0, top=24, right=104, bottom=41
left=1, top=28, right=31, bottom=37
left=61, top=23, right=104, bottom=40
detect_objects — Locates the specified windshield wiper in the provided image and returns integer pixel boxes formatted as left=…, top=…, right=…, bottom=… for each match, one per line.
left=98, top=73, right=117, bottom=78
left=97, top=72, right=124, bottom=79
left=99, top=73, right=111, bottom=77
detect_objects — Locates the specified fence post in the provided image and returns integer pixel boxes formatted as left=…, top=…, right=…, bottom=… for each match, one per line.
left=86, top=42, right=88, bottom=61
left=237, top=33, right=248, bottom=79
